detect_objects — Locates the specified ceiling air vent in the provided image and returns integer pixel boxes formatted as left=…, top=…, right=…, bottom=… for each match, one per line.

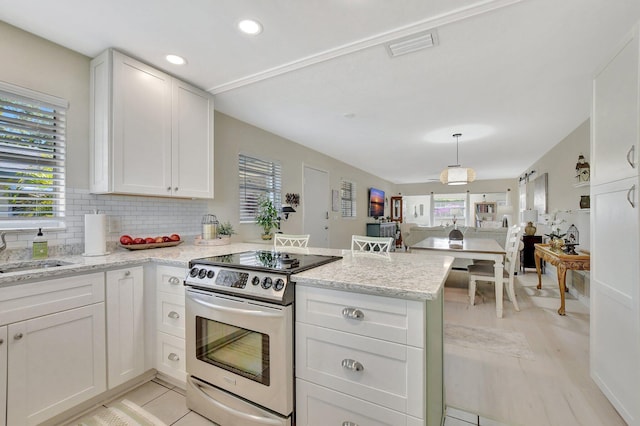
left=385, top=29, right=439, bottom=58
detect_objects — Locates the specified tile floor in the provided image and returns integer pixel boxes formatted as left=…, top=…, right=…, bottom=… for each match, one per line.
left=69, top=268, right=622, bottom=426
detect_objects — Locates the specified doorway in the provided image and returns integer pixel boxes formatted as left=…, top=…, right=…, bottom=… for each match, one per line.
left=303, top=166, right=329, bottom=248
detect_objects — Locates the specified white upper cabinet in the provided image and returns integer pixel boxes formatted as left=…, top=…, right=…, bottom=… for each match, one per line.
left=592, top=25, right=639, bottom=185
left=90, top=49, right=214, bottom=199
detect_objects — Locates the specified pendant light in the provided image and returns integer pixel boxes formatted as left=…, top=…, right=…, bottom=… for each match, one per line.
left=439, top=133, right=476, bottom=185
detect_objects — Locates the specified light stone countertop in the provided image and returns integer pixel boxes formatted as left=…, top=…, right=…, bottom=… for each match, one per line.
left=0, top=243, right=454, bottom=300
left=294, top=251, right=454, bottom=300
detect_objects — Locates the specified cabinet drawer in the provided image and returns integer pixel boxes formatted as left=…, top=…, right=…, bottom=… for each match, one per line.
left=157, top=292, right=185, bottom=338
left=156, top=265, right=187, bottom=295
left=296, top=323, right=424, bottom=418
left=296, top=285, right=424, bottom=347
left=156, top=332, right=186, bottom=383
left=0, top=272, right=105, bottom=326
left=296, top=379, right=423, bottom=426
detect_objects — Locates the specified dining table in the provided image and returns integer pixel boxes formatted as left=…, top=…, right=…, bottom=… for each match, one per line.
left=411, top=237, right=507, bottom=318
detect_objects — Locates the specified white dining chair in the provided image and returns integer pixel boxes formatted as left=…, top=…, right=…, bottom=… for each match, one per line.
left=351, top=235, right=394, bottom=253
left=472, top=224, right=520, bottom=266
left=273, top=233, right=310, bottom=249
left=468, top=225, right=524, bottom=312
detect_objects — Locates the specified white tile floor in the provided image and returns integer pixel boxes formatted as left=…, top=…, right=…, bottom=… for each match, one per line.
left=69, top=268, right=621, bottom=426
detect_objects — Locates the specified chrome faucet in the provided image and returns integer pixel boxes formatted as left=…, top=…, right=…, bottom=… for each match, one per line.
left=0, top=232, right=6, bottom=253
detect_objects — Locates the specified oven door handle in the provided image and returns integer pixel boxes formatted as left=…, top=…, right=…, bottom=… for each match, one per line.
left=188, top=376, right=285, bottom=425
left=188, top=293, right=285, bottom=319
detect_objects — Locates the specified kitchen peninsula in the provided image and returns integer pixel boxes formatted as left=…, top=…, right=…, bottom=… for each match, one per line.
left=0, top=243, right=452, bottom=426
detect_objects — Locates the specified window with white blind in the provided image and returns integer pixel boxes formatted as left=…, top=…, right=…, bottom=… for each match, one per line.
left=340, top=180, right=357, bottom=218
left=0, top=82, right=67, bottom=230
left=239, top=154, right=282, bottom=223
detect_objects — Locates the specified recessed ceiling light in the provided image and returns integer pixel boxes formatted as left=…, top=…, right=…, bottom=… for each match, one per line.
left=238, top=19, right=263, bottom=35
left=166, top=54, right=186, bottom=65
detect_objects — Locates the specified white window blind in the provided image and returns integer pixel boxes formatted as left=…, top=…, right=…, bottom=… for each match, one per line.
left=239, top=154, right=282, bottom=223
left=0, top=82, right=67, bottom=228
left=340, top=180, right=356, bottom=217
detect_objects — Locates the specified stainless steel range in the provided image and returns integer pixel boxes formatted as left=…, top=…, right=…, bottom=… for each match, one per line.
left=184, top=250, right=341, bottom=426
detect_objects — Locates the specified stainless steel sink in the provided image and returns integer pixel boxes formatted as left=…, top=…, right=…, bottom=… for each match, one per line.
left=0, top=260, right=74, bottom=274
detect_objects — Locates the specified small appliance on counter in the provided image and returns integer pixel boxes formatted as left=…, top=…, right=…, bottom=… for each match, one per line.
left=201, top=214, right=218, bottom=240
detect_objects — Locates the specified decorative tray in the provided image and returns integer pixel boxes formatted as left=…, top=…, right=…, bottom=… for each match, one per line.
left=119, top=240, right=183, bottom=250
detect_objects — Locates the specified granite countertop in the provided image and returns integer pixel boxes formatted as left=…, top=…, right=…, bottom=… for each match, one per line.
left=294, top=251, right=453, bottom=300
left=0, top=243, right=454, bottom=300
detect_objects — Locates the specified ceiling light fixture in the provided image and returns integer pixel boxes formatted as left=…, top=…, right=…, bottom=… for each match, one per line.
left=439, top=133, right=476, bottom=185
left=238, top=19, right=263, bottom=35
left=165, top=54, right=186, bottom=65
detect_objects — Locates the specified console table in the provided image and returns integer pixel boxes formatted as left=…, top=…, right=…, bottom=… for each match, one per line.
left=534, top=244, right=590, bottom=316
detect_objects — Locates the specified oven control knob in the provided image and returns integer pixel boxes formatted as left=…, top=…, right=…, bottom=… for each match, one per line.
left=198, top=269, right=207, bottom=279
left=274, top=278, right=285, bottom=291
left=261, top=277, right=272, bottom=289
left=207, top=270, right=215, bottom=279
left=251, top=276, right=260, bottom=286
left=189, top=267, right=199, bottom=277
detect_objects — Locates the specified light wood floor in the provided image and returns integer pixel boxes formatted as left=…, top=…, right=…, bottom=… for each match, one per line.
left=443, top=269, right=625, bottom=426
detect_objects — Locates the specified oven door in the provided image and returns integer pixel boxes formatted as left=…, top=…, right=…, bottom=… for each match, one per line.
left=185, top=287, right=293, bottom=416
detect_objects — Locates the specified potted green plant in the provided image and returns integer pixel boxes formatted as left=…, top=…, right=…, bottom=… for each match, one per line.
left=217, top=221, right=235, bottom=239
left=255, top=195, right=279, bottom=239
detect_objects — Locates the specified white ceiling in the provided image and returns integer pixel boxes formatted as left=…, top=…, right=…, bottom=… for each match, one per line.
left=2, top=0, right=639, bottom=184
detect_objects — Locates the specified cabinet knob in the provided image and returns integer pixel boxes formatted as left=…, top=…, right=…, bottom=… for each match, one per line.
left=174, top=187, right=178, bottom=191
left=168, top=276, right=180, bottom=285
left=167, top=187, right=172, bottom=191
left=341, top=358, right=364, bottom=372
left=14, top=333, right=23, bottom=340
left=168, top=353, right=180, bottom=362
left=168, top=311, right=180, bottom=319
left=124, top=270, right=131, bottom=276
left=342, top=307, right=364, bottom=320
left=0, top=338, right=3, bottom=345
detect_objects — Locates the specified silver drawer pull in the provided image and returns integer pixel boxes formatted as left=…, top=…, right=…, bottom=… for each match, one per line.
left=14, top=333, right=23, bottom=340
left=627, top=185, right=636, bottom=208
left=0, top=338, right=3, bottom=345
left=627, top=145, right=636, bottom=169
left=168, top=276, right=180, bottom=285
left=168, top=353, right=180, bottom=362
left=168, top=311, right=180, bottom=319
left=342, top=307, right=364, bottom=320
left=341, top=359, right=364, bottom=372
left=342, top=422, right=359, bottom=426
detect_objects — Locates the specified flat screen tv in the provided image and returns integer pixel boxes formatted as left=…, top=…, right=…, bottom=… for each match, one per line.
left=368, top=187, right=385, bottom=218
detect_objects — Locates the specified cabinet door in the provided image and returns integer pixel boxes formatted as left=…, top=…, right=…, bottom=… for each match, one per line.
left=112, top=50, right=173, bottom=196
left=590, top=177, right=640, bottom=424
left=592, top=25, right=639, bottom=185
left=0, top=326, right=6, bottom=426
left=106, top=266, right=145, bottom=388
left=171, top=80, right=215, bottom=198
left=7, top=304, right=106, bottom=426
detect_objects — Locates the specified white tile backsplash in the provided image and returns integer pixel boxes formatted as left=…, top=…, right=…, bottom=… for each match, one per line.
left=2, top=188, right=209, bottom=259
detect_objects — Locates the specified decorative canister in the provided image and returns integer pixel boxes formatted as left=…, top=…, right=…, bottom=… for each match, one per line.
left=525, top=221, right=537, bottom=236
left=580, top=195, right=590, bottom=209
left=202, top=214, right=219, bottom=240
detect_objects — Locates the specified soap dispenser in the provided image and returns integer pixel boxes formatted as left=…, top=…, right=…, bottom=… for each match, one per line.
left=32, top=228, right=48, bottom=259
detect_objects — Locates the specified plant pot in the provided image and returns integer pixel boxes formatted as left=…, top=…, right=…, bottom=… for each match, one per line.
left=550, top=238, right=564, bottom=250
left=261, top=233, right=273, bottom=240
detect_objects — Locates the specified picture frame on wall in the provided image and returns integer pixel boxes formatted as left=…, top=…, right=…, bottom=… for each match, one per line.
left=533, top=173, right=548, bottom=214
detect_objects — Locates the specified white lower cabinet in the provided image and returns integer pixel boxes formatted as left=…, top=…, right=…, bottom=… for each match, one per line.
left=0, top=326, right=6, bottom=426
left=155, top=265, right=186, bottom=384
left=106, top=266, right=145, bottom=388
left=295, top=285, right=444, bottom=426
left=0, top=273, right=106, bottom=426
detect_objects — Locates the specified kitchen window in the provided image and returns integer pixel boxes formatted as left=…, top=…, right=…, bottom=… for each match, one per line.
left=238, top=154, right=282, bottom=223
left=340, top=179, right=356, bottom=218
left=0, top=82, right=67, bottom=230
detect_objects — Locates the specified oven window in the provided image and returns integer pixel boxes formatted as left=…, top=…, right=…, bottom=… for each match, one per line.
left=195, top=316, right=270, bottom=386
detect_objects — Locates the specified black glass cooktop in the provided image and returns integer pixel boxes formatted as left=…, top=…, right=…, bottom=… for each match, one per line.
left=190, top=250, right=342, bottom=274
